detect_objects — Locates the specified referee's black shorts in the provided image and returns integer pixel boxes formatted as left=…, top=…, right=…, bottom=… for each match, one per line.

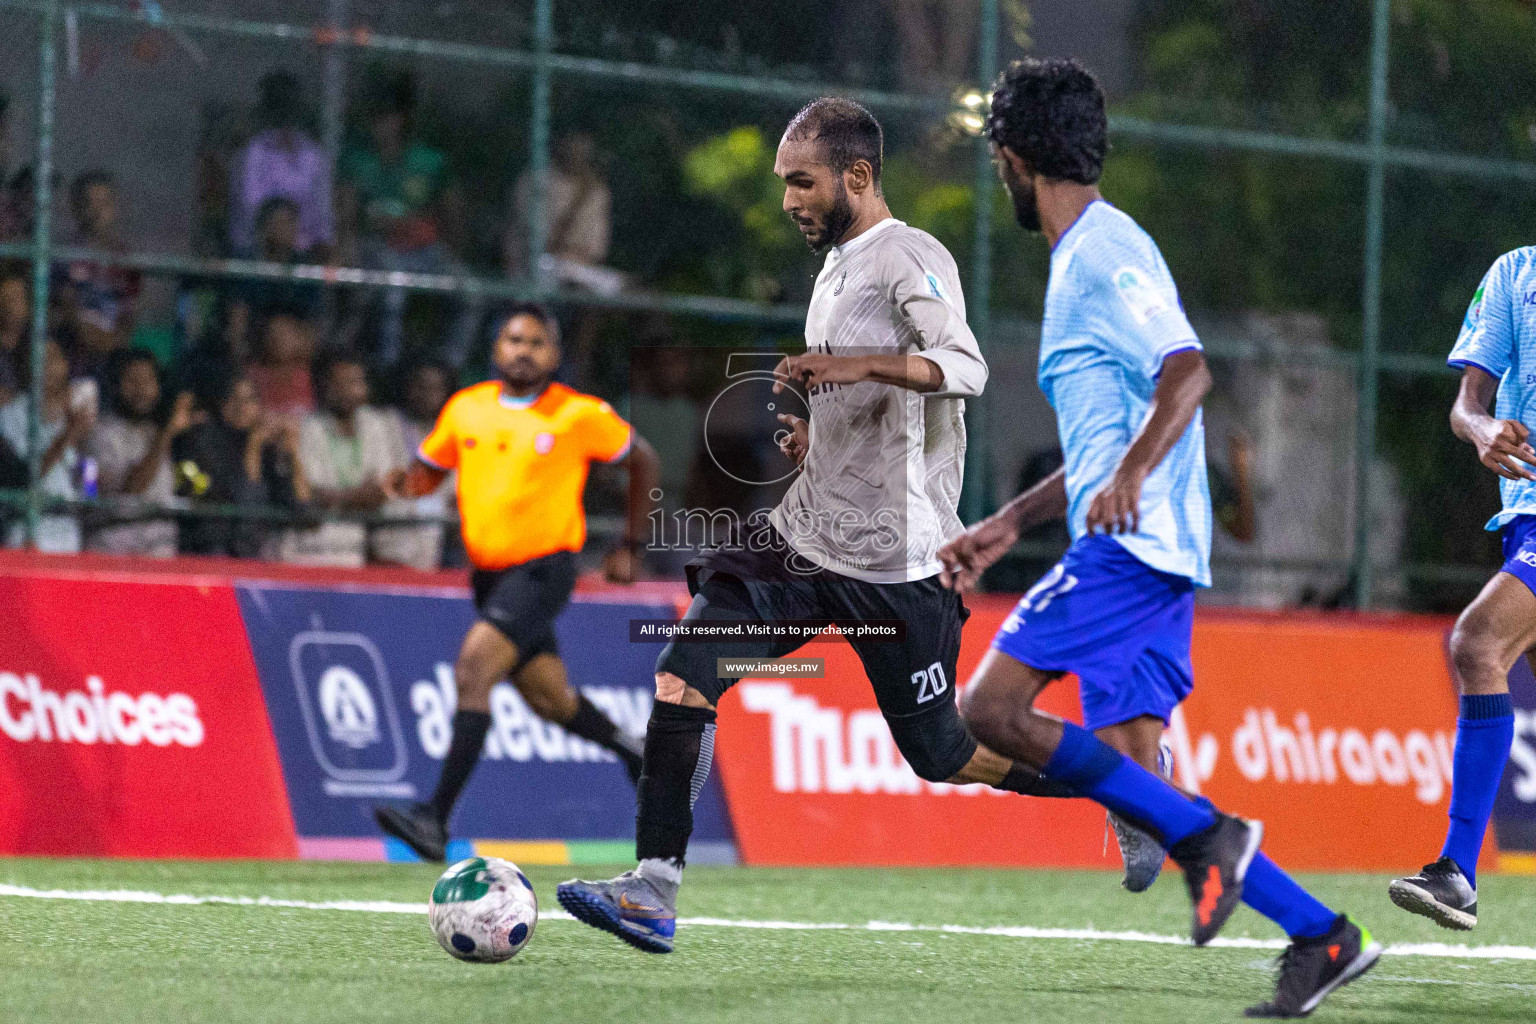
left=656, top=526, right=976, bottom=782
left=471, top=549, right=577, bottom=669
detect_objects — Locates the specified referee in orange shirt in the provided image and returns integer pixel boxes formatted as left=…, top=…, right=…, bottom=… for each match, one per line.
left=374, top=303, right=661, bottom=861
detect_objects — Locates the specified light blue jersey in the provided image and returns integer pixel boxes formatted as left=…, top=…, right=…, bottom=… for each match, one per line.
left=1447, top=246, right=1536, bottom=531
left=1040, top=200, right=1212, bottom=585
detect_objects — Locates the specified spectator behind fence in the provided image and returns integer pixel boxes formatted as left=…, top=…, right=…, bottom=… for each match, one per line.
left=277, top=349, right=406, bottom=567
left=230, top=71, right=333, bottom=259
left=0, top=88, right=12, bottom=237
left=0, top=336, right=91, bottom=552
left=0, top=165, right=51, bottom=245
left=55, top=171, right=140, bottom=379
left=227, top=197, right=325, bottom=361
left=248, top=312, right=316, bottom=422
left=0, top=268, right=27, bottom=402
left=176, top=365, right=310, bottom=559
left=0, top=264, right=24, bottom=530
left=338, top=71, right=479, bottom=366
left=0, top=89, right=9, bottom=185
left=372, top=355, right=453, bottom=570
left=86, top=348, right=193, bottom=557
left=504, top=132, right=620, bottom=294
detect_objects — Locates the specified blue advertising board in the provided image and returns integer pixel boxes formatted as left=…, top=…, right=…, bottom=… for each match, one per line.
left=1495, top=658, right=1536, bottom=852
left=235, top=583, right=734, bottom=854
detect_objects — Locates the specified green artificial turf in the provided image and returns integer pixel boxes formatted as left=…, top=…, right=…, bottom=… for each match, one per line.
left=1, top=859, right=1533, bottom=1023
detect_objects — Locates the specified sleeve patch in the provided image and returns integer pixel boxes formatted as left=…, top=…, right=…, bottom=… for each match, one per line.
left=1465, top=283, right=1487, bottom=330
left=1112, top=265, right=1170, bottom=325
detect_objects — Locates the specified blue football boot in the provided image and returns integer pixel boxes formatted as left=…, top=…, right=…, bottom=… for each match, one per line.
left=557, top=870, right=677, bottom=953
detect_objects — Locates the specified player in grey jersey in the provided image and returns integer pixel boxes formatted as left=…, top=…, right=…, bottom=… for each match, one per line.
left=770, top=204, right=985, bottom=582
left=560, top=97, right=1073, bottom=954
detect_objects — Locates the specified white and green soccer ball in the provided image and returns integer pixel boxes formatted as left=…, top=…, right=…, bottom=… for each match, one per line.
left=428, top=856, right=538, bottom=963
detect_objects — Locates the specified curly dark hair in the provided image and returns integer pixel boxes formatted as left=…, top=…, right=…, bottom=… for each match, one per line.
left=985, top=57, right=1108, bottom=185
left=783, top=96, right=883, bottom=185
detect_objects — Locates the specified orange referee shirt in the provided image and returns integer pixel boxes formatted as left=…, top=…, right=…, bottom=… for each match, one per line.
left=418, top=381, right=633, bottom=571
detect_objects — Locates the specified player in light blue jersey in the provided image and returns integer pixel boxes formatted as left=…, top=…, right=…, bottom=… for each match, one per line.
left=1387, top=249, right=1534, bottom=931
left=938, top=58, right=1378, bottom=1018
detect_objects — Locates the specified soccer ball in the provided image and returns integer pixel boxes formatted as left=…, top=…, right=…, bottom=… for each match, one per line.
left=428, top=856, right=538, bottom=963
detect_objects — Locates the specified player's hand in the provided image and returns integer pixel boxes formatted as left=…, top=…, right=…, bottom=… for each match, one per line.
left=166, top=392, right=197, bottom=437
left=382, top=468, right=409, bottom=499
left=776, top=413, right=809, bottom=466
left=1472, top=417, right=1536, bottom=482
left=938, top=514, right=1020, bottom=593
left=63, top=402, right=97, bottom=444
left=1227, top=432, right=1255, bottom=478
left=603, top=546, right=640, bottom=585
left=1085, top=467, right=1145, bottom=535
left=772, top=354, right=869, bottom=393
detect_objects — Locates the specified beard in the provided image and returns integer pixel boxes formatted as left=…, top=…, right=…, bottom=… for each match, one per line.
left=497, top=361, right=550, bottom=391
left=1008, top=178, right=1042, bottom=232
left=802, top=178, right=855, bottom=253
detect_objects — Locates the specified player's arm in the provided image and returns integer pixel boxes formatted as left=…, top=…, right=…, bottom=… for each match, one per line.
left=775, top=246, right=987, bottom=398
left=388, top=396, right=459, bottom=499
left=939, top=468, right=1068, bottom=593
left=1086, top=349, right=1212, bottom=535
left=771, top=351, right=954, bottom=394
left=1450, top=365, right=1536, bottom=481
left=388, top=458, right=451, bottom=499
left=600, top=432, right=660, bottom=585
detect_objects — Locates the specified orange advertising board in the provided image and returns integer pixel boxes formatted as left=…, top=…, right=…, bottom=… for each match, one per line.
left=714, top=598, right=1492, bottom=872
left=1174, top=609, right=1493, bottom=873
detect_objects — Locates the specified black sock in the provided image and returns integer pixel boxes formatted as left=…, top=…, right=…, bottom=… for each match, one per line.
left=997, top=762, right=1078, bottom=799
left=564, top=694, right=643, bottom=772
left=429, top=710, right=492, bottom=824
left=635, top=701, right=717, bottom=866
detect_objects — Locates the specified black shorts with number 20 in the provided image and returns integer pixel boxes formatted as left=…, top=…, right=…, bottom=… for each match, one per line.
left=656, top=527, right=976, bottom=783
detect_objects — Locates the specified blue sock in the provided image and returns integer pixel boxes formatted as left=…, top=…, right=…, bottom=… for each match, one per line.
left=1440, top=693, right=1515, bottom=887
left=1044, top=722, right=1216, bottom=845
left=1242, top=852, right=1338, bottom=939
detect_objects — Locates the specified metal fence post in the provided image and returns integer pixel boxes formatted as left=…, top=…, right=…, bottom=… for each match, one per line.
left=527, top=0, right=554, bottom=294
left=24, top=0, right=58, bottom=548
left=1354, top=0, right=1391, bottom=608
left=320, top=0, right=348, bottom=164
left=960, top=0, right=999, bottom=524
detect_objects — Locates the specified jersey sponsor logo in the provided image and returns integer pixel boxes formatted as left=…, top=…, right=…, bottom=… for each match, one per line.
left=535, top=431, right=555, bottom=455
left=410, top=661, right=652, bottom=765
left=737, top=682, right=1007, bottom=797
left=925, top=272, right=945, bottom=301
left=833, top=270, right=846, bottom=296
left=1517, top=550, right=1536, bottom=568
left=0, top=670, right=204, bottom=747
left=1112, top=265, right=1170, bottom=325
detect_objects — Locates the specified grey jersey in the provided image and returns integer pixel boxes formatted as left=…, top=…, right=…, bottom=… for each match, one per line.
left=771, top=218, right=988, bottom=583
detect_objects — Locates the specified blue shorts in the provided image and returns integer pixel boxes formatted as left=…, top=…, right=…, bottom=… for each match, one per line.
left=990, top=534, right=1196, bottom=732
left=1500, top=514, right=1536, bottom=594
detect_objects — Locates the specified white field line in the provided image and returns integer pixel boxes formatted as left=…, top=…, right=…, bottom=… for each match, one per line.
left=3, top=883, right=1535, bottom=962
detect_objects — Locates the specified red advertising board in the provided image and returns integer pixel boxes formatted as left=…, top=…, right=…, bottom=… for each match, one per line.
left=715, top=599, right=1484, bottom=872
left=0, top=571, right=297, bottom=858
left=713, top=599, right=1109, bottom=868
